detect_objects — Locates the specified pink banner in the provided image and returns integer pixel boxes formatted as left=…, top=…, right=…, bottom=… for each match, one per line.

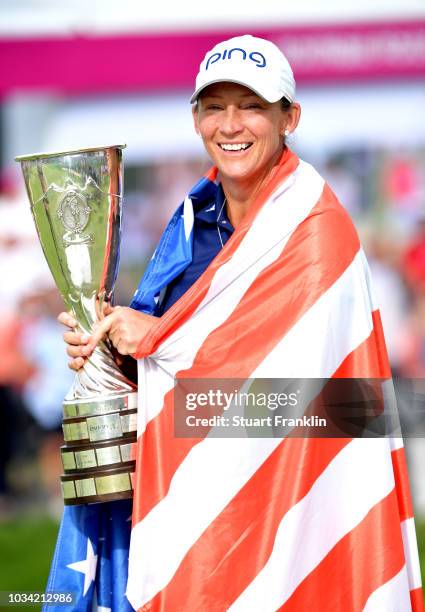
left=1, top=21, right=425, bottom=97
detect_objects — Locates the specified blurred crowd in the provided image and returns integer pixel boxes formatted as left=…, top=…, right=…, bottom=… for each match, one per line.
left=1, top=145, right=425, bottom=518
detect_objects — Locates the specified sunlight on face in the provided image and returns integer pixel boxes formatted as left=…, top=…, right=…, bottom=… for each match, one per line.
left=193, top=82, right=289, bottom=188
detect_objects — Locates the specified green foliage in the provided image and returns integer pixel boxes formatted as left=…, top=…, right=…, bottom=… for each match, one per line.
left=416, top=519, right=425, bottom=586
left=0, top=516, right=59, bottom=592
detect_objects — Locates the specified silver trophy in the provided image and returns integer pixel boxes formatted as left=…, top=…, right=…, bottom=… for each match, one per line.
left=16, top=145, right=137, bottom=505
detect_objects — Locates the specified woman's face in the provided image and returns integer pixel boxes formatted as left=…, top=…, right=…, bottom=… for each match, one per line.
left=192, top=82, right=299, bottom=187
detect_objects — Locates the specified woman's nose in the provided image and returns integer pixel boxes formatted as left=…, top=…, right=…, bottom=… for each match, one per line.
left=219, top=107, right=243, bottom=136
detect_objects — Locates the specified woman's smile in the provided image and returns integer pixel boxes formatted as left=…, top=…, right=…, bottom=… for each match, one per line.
left=218, top=142, right=253, bottom=151
left=193, top=82, right=290, bottom=188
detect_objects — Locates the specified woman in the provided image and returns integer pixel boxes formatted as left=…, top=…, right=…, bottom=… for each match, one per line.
left=61, top=35, right=301, bottom=365
left=54, top=35, right=423, bottom=611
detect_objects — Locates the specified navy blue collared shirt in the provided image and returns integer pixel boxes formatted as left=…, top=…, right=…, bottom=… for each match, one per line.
left=157, top=184, right=234, bottom=315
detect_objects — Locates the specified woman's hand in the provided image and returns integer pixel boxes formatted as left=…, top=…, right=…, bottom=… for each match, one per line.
left=59, top=306, right=158, bottom=371
left=58, top=311, right=89, bottom=371
left=82, top=306, right=157, bottom=357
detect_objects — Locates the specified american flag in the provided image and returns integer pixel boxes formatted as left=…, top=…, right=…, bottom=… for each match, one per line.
left=126, top=149, right=424, bottom=611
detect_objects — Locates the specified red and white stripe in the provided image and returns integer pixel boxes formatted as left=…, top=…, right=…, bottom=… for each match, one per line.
left=127, top=150, right=424, bottom=611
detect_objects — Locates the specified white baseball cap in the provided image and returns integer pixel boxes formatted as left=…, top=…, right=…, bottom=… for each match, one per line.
left=190, top=34, right=296, bottom=104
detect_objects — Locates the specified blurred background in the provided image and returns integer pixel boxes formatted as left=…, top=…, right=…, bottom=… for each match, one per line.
left=0, top=0, right=425, bottom=599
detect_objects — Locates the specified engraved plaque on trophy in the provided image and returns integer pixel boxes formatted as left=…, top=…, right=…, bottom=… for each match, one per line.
left=15, top=145, right=137, bottom=505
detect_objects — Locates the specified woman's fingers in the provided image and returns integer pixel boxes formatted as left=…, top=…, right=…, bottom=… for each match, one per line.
left=57, top=310, right=87, bottom=370
left=83, top=314, right=114, bottom=355
left=58, top=311, right=77, bottom=328
left=66, top=343, right=87, bottom=358
left=63, top=330, right=88, bottom=345
left=102, top=302, right=114, bottom=317
left=84, top=306, right=158, bottom=356
left=68, top=356, right=86, bottom=371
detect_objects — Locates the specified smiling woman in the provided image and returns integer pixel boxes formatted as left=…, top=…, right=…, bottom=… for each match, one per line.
left=49, top=33, right=424, bottom=612
left=191, top=35, right=301, bottom=228
left=193, top=81, right=300, bottom=227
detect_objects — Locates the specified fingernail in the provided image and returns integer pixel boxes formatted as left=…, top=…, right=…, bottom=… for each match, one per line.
left=81, top=335, right=89, bottom=343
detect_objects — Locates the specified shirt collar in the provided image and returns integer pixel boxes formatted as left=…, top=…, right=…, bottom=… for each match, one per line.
left=195, top=183, right=233, bottom=230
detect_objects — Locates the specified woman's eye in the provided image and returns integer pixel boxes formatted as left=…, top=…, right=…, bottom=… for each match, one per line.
left=243, top=103, right=263, bottom=110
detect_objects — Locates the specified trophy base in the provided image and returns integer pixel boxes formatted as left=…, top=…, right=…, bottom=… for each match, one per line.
left=62, top=409, right=137, bottom=444
left=63, top=391, right=138, bottom=418
left=63, top=490, right=133, bottom=506
left=61, top=391, right=138, bottom=505
left=61, top=465, right=134, bottom=506
left=61, top=438, right=136, bottom=472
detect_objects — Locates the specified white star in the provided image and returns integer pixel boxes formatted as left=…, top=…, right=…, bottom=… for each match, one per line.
left=67, top=538, right=98, bottom=596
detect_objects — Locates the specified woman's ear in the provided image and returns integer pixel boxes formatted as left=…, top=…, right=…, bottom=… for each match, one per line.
left=285, top=102, right=301, bottom=135
left=192, top=103, right=201, bottom=136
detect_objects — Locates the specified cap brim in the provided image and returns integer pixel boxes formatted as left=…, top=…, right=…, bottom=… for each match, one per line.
left=190, top=78, right=283, bottom=104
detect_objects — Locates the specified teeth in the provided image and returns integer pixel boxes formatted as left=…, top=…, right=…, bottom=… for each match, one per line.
left=220, top=143, right=251, bottom=151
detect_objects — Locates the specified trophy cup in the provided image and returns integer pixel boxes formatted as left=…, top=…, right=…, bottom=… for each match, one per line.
left=15, top=145, right=137, bottom=505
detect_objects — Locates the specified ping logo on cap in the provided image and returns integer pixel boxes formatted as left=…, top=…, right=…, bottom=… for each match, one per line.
left=205, top=48, right=266, bottom=71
